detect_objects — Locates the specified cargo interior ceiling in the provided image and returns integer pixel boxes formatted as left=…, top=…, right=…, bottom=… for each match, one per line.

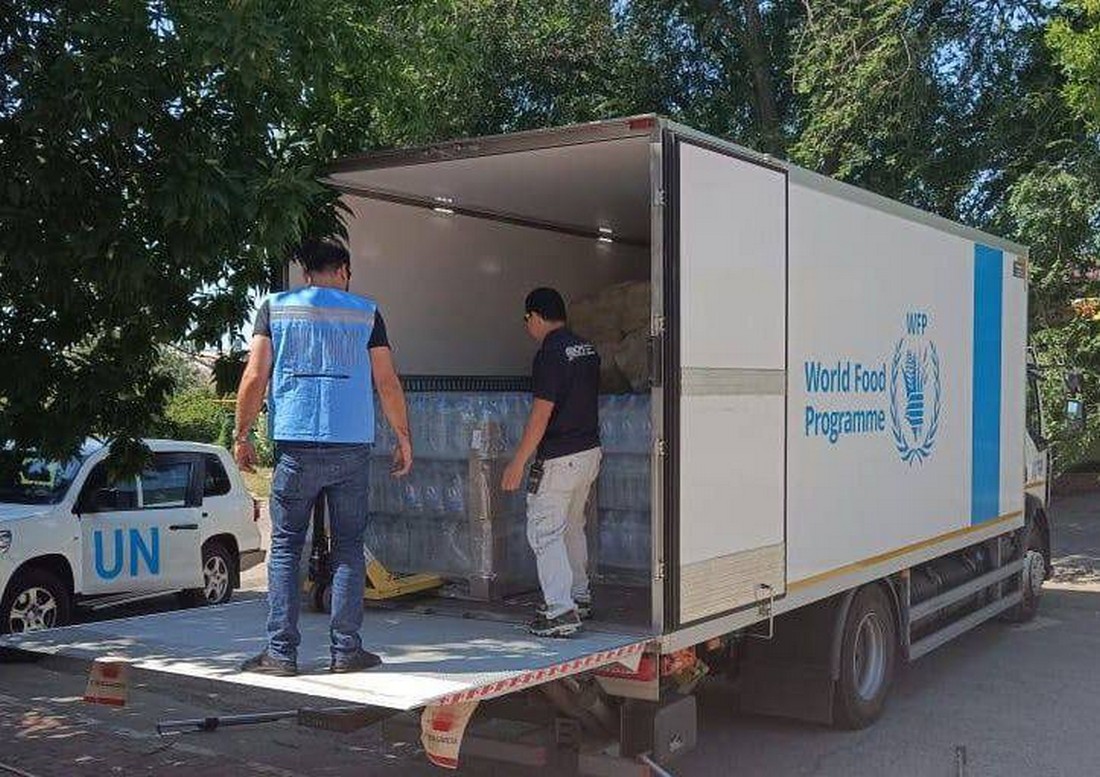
left=321, top=133, right=655, bottom=629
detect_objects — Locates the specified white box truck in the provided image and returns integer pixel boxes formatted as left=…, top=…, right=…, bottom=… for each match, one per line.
left=1, top=116, right=1053, bottom=772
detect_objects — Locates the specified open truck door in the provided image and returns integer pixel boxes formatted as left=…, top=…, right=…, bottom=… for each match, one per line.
left=664, top=133, right=788, bottom=628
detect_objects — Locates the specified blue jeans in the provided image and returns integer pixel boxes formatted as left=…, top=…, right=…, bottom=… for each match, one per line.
left=267, top=442, right=372, bottom=663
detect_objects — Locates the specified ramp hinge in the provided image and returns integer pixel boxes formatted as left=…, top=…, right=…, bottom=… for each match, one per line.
left=655, top=189, right=666, bottom=207
left=656, top=561, right=666, bottom=581
left=655, top=438, right=667, bottom=457
left=651, top=315, right=666, bottom=336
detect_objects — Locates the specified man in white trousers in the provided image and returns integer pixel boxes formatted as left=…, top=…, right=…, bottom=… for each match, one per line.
left=502, top=287, right=602, bottom=637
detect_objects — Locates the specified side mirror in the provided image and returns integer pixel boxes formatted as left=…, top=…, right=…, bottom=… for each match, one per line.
left=1066, top=398, right=1086, bottom=433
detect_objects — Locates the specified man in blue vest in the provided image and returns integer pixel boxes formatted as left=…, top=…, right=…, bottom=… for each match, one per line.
left=234, top=238, right=412, bottom=676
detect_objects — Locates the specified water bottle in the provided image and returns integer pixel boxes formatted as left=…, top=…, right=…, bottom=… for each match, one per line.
left=426, top=396, right=448, bottom=457
left=403, top=476, right=424, bottom=515
left=609, top=457, right=625, bottom=511
left=597, top=464, right=611, bottom=511
left=624, top=511, right=640, bottom=571
left=638, top=511, right=652, bottom=572
left=510, top=393, right=530, bottom=452
left=637, top=395, right=652, bottom=452
left=598, top=396, right=614, bottom=453
left=639, top=456, right=652, bottom=511
left=444, top=468, right=466, bottom=515
left=424, top=462, right=445, bottom=515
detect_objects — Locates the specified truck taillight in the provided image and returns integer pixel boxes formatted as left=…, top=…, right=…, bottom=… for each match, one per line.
left=252, top=498, right=260, bottom=522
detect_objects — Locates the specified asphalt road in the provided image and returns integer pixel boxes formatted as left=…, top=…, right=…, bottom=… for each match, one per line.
left=2, top=493, right=1099, bottom=776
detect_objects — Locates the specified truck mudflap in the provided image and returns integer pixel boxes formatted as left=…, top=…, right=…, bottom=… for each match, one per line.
left=0, top=598, right=650, bottom=712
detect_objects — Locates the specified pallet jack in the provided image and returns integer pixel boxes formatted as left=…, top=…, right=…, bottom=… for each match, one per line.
left=306, top=499, right=443, bottom=612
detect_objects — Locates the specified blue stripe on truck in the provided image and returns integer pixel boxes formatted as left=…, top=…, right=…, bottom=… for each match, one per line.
left=972, top=244, right=1003, bottom=524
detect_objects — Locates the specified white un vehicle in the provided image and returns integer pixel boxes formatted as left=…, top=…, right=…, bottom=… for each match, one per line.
left=0, top=439, right=264, bottom=634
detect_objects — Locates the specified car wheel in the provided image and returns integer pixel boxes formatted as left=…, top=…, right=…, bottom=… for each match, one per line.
left=833, top=584, right=898, bottom=729
left=310, top=581, right=331, bottom=614
left=1, top=568, right=73, bottom=635
left=181, top=542, right=236, bottom=607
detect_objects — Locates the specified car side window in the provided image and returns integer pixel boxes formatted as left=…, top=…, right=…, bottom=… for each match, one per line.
left=141, top=458, right=193, bottom=508
left=203, top=454, right=232, bottom=497
left=78, top=463, right=139, bottom=513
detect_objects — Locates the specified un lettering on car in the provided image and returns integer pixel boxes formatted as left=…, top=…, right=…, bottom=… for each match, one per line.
left=93, top=527, right=160, bottom=580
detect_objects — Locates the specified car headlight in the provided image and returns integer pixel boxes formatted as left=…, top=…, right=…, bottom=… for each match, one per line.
left=0, top=530, right=10, bottom=554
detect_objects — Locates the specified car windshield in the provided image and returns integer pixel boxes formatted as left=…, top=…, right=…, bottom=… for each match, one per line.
left=0, top=450, right=85, bottom=505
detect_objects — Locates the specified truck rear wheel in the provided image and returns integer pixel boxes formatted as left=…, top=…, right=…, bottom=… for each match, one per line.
left=833, top=585, right=897, bottom=729
left=1003, top=521, right=1046, bottom=623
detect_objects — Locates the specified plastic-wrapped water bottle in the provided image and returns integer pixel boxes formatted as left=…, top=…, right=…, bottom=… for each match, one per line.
left=637, top=395, right=652, bottom=452
left=597, top=462, right=611, bottom=511
left=427, top=395, right=449, bottom=459
left=403, top=477, right=424, bottom=515
left=638, top=512, right=653, bottom=571
left=440, top=516, right=471, bottom=575
left=444, top=468, right=466, bottom=516
left=598, top=396, right=614, bottom=453
left=639, top=456, right=652, bottom=511
left=597, top=510, right=616, bottom=570
left=621, top=401, right=637, bottom=455
left=511, top=393, right=531, bottom=451
left=422, top=461, right=445, bottom=515
left=612, top=456, right=627, bottom=511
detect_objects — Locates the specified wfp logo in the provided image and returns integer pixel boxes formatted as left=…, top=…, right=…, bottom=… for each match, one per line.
left=889, top=312, right=941, bottom=464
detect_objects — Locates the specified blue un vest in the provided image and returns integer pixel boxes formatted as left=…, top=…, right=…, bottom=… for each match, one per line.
left=267, top=287, right=377, bottom=443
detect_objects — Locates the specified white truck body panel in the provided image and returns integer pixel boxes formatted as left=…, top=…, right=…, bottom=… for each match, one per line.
left=784, top=180, right=1027, bottom=588
left=675, top=144, right=788, bottom=622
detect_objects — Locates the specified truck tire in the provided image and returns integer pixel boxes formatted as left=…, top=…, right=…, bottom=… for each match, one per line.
left=1003, top=521, right=1046, bottom=623
left=180, top=542, right=236, bottom=607
left=833, top=585, right=897, bottom=729
left=1, top=567, right=73, bottom=635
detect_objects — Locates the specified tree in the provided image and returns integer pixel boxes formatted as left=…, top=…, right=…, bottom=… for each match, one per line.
left=0, top=1, right=387, bottom=470
left=615, top=0, right=805, bottom=153
left=1049, top=0, right=1100, bottom=129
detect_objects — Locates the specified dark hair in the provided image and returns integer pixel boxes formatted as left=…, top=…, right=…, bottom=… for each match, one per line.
left=293, top=238, right=350, bottom=274
left=525, top=287, right=567, bottom=323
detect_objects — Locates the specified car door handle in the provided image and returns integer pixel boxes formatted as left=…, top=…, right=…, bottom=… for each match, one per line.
left=169, top=524, right=199, bottom=531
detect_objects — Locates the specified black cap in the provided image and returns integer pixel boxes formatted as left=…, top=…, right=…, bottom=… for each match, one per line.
left=525, top=287, right=567, bottom=322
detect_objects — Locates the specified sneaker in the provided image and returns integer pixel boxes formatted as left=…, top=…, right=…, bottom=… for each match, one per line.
left=528, top=609, right=583, bottom=638
left=329, top=649, right=383, bottom=674
left=240, top=651, right=297, bottom=677
left=538, top=600, right=593, bottom=620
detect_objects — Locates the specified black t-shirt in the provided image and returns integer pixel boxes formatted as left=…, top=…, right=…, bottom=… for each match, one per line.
left=253, top=297, right=390, bottom=349
left=532, top=328, right=601, bottom=460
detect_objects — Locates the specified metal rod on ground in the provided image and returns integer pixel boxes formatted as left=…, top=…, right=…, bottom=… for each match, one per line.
left=0, top=761, right=44, bottom=777
left=638, top=754, right=675, bottom=777
left=157, top=710, right=299, bottom=734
